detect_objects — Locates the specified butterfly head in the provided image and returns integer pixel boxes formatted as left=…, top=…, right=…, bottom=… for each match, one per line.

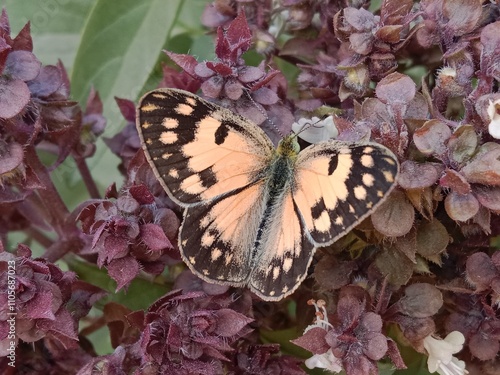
left=276, top=134, right=301, bottom=159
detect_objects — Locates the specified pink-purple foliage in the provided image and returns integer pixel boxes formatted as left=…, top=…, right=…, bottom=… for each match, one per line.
left=1, top=1, right=500, bottom=374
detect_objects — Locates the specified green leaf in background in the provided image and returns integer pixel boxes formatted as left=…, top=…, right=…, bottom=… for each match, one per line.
left=69, top=0, right=209, bottom=200
left=68, top=256, right=170, bottom=311
left=71, top=0, right=182, bottom=104
left=70, top=0, right=185, bottom=196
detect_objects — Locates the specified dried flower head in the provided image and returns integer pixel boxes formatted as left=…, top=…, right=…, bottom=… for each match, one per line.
left=137, top=290, right=253, bottom=374
left=0, top=245, right=105, bottom=358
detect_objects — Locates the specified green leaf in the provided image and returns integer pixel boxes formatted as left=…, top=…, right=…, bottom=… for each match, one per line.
left=69, top=0, right=208, bottom=197
left=68, top=257, right=170, bottom=311
left=71, top=0, right=181, bottom=103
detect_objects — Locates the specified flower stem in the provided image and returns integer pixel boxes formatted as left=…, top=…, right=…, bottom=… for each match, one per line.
left=74, top=155, right=101, bottom=199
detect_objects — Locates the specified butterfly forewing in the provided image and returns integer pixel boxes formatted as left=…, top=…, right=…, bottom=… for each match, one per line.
left=136, top=89, right=274, bottom=206
left=293, top=142, right=399, bottom=245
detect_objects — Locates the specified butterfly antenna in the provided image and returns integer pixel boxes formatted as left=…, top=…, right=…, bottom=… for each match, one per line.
left=243, top=88, right=285, bottom=138
left=292, top=117, right=323, bottom=140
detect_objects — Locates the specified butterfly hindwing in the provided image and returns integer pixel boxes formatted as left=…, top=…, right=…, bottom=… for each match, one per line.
left=249, top=140, right=398, bottom=300
left=293, top=142, right=399, bottom=245
left=249, top=189, right=315, bottom=300
left=136, top=89, right=274, bottom=206
left=180, top=182, right=268, bottom=285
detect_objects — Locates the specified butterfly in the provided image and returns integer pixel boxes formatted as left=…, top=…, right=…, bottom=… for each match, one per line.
left=136, top=88, right=399, bottom=301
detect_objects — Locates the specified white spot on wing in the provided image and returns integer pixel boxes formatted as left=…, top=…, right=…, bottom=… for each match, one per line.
left=314, top=210, right=331, bottom=233
left=283, top=257, right=293, bottom=272
left=210, top=247, right=222, bottom=261
left=162, top=117, right=179, bottom=129
left=361, top=154, right=374, bottom=168
left=225, top=253, right=233, bottom=266
left=383, top=170, right=395, bottom=183
left=385, top=157, right=397, bottom=165
left=354, top=185, right=367, bottom=200
left=273, top=266, right=280, bottom=280
left=151, top=93, right=168, bottom=99
left=202, top=232, right=216, bottom=248
left=141, top=103, right=161, bottom=112
left=169, top=169, right=179, bottom=178
left=175, top=103, right=194, bottom=116
left=362, top=173, right=375, bottom=186
left=180, top=174, right=204, bottom=194
left=160, top=131, right=178, bottom=144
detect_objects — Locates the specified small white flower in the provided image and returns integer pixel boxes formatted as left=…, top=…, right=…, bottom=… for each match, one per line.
left=305, top=349, right=342, bottom=373
left=302, top=300, right=343, bottom=373
left=487, top=99, right=500, bottom=139
left=423, top=331, right=469, bottom=375
left=292, top=116, right=338, bottom=144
